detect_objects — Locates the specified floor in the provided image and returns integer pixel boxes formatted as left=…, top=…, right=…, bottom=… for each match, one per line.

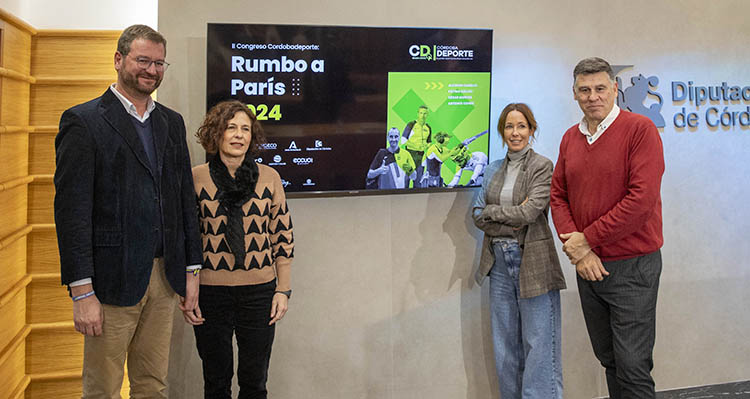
left=656, top=380, right=750, bottom=398
left=598, top=380, right=750, bottom=398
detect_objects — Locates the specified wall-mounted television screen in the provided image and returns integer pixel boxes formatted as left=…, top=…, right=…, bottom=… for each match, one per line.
left=207, top=23, right=492, bottom=195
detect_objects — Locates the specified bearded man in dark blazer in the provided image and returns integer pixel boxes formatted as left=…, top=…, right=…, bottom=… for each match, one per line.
left=54, top=24, right=203, bottom=398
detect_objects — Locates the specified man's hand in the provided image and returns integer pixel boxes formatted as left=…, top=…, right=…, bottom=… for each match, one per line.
left=180, top=272, right=204, bottom=325
left=71, top=284, right=103, bottom=336
left=376, top=159, right=389, bottom=175
left=575, top=251, right=609, bottom=281
left=269, top=293, right=289, bottom=325
left=560, top=231, right=592, bottom=264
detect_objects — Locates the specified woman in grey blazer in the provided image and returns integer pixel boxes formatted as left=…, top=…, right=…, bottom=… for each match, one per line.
left=473, top=103, right=566, bottom=399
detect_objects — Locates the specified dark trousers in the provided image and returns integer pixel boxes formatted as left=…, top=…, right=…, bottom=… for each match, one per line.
left=406, top=148, right=424, bottom=188
left=577, top=250, right=662, bottom=399
left=193, top=280, right=276, bottom=399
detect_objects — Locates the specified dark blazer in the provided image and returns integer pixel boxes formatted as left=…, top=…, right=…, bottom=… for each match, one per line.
left=54, top=88, right=202, bottom=306
left=472, top=149, right=566, bottom=298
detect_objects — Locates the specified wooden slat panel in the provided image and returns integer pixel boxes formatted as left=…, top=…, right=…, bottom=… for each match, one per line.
left=1, top=11, right=32, bottom=399
left=26, top=377, right=81, bottom=399
left=30, top=126, right=57, bottom=134
left=0, top=175, right=33, bottom=192
left=0, top=184, right=28, bottom=240
left=0, top=238, right=26, bottom=301
left=0, top=287, right=26, bottom=349
left=0, top=131, right=29, bottom=183
left=26, top=327, right=81, bottom=375
left=27, top=278, right=69, bottom=325
left=0, top=125, right=33, bottom=134
left=0, top=333, right=26, bottom=399
left=0, top=22, right=32, bottom=75
left=32, top=35, right=118, bottom=79
left=0, top=9, right=37, bottom=35
left=27, top=182, right=54, bottom=225
left=33, top=77, right=111, bottom=85
left=0, top=67, right=36, bottom=83
left=0, top=78, right=30, bottom=126
left=10, top=376, right=30, bottom=399
left=28, top=132, right=56, bottom=175
left=29, top=84, right=106, bottom=126
left=34, top=30, right=119, bottom=38
left=26, top=371, right=126, bottom=399
left=27, top=228, right=59, bottom=275
left=0, top=225, right=32, bottom=251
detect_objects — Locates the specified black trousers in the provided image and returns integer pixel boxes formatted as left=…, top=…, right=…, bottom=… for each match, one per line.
left=193, top=280, right=276, bottom=399
left=406, top=148, right=425, bottom=188
left=577, top=250, right=662, bottom=399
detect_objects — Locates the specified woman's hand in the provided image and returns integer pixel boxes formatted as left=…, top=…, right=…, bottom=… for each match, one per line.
left=180, top=273, right=205, bottom=325
left=269, top=293, right=289, bottom=325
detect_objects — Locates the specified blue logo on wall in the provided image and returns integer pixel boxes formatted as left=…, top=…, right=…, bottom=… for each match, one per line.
left=614, top=66, right=665, bottom=128
left=612, top=65, right=750, bottom=130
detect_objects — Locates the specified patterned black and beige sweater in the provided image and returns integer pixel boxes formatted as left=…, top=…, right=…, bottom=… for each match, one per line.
left=192, top=163, right=294, bottom=289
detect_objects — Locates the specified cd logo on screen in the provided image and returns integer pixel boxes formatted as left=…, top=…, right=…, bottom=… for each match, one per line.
left=409, top=44, right=474, bottom=61
left=292, top=157, right=314, bottom=165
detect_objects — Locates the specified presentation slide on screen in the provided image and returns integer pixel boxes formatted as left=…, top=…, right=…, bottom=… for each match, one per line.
left=387, top=72, right=491, bottom=188
left=207, top=24, right=492, bottom=194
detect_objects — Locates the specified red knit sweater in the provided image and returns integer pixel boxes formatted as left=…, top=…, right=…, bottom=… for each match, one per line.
left=550, top=110, right=664, bottom=261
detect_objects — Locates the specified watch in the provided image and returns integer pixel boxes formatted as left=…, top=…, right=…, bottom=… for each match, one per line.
left=275, top=289, right=292, bottom=298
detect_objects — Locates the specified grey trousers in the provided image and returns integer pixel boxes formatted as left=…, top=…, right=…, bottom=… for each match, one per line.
left=577, top=250, right=662, bottom=399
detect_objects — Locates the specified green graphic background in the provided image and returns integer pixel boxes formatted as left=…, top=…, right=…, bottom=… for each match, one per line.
left=387, top=72, right=491, bottom=186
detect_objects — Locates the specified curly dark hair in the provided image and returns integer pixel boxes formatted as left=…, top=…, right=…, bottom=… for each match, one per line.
left=196, top=100, right=267, bottom=156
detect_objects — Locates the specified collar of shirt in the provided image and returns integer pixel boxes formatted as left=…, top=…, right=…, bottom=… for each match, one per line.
left=110, top=83, right=156, bottom=123
left=578, top=105, right=620, bottom=145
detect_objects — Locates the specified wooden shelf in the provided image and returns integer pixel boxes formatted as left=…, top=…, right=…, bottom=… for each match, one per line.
left=0, top=67, right=36, bottom=83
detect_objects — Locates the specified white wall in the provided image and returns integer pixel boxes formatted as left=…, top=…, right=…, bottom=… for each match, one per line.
left=158, top=1, right=750, bottom=398
left=1, top=0, right=157, bottom=29
left=13, top=0, right=750, bottom=397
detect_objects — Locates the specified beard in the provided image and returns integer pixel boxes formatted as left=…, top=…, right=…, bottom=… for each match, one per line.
left=119, top=69, right=162, bottom=96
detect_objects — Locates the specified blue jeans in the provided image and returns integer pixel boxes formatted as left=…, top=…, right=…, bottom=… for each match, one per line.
left=489, top=239, right=562, bottom=399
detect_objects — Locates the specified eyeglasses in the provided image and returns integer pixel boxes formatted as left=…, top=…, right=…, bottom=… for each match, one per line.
left=129, top=55, right=170, bottom=72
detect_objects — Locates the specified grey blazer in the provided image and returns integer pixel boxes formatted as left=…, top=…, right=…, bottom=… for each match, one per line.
left=472, top=148, right=566, bottom=298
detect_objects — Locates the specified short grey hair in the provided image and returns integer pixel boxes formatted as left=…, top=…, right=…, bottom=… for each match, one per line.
left=117, top=24, right=166, bottom=56
left=573, top=57, right=614, bottom=82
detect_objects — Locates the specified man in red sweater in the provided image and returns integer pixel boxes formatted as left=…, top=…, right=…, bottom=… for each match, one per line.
left=550, top=57, right=664, bottom=399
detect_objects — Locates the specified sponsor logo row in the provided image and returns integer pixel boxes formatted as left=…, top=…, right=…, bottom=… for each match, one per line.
left=256, top=155, right=314, bottom=166
left=260, top=139, right=332, bottom=152
left=280, top=178, right=316, bottom=188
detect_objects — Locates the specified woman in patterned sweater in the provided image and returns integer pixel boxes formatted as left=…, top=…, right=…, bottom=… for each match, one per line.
left=186, top=100, right=294, bottom=399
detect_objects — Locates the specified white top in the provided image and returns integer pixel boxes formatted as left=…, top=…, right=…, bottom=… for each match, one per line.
left=110, top=83, right=156, bottom=122
left=578, top=105, right=620, bottom=145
